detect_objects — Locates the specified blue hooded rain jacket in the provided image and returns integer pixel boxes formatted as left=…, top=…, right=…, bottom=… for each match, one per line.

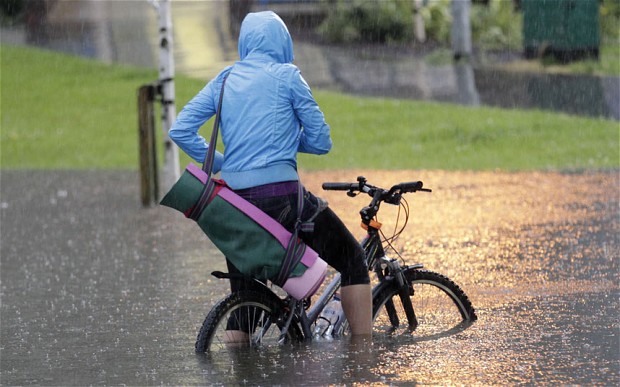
left=169, top=11, right=332, bottom=190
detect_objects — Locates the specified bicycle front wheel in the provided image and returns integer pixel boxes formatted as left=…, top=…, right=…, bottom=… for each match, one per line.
left=195, top=290, right=303, bottom=352
left=372, top=269, right=477, bottom=338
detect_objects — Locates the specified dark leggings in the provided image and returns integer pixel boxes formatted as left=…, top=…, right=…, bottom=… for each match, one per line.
left=226, top=187, right=370, bottom=294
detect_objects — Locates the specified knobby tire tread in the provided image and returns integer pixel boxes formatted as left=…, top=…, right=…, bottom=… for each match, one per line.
left=372, top=268, right=477, bottom=329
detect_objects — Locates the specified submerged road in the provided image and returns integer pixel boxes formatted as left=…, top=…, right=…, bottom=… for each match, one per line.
left=1, top=169, right=618, bottom=385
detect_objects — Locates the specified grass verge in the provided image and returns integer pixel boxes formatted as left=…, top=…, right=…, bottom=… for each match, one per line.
left=1, top=44, right=618, bottom=171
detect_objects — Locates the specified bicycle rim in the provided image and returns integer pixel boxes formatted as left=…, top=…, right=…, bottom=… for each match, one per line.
left=195, top=291, right=302, bottom=352
left=372, top=269, right=477, bottom=338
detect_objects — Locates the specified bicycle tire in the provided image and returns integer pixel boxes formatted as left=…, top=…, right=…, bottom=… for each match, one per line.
left=195, top=290, right=303, bottom=352
left=371, top=269, right=477, bottom=337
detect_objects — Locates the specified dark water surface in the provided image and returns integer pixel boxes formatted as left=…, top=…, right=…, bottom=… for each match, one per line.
left=1, top=170, right=618, bottom=385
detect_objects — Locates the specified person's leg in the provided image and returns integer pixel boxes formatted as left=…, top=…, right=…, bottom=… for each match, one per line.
left=242, top=187, right=373, bottom=337
left=223, top=329, right=249, bottom=344
left=224, top=259, right=257, bottom=344
left=340, top=283, right=373, bottom=336
left=305, top=206, right=372, bottom=337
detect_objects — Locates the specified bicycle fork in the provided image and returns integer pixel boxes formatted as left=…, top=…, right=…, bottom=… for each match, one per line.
left=378, top=258, right=422, bottom=331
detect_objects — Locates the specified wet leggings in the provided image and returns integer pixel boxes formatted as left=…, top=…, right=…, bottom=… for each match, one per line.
left=225, top=189, right=369, bottom=331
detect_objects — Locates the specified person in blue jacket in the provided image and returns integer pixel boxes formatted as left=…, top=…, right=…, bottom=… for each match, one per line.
left=170, top=11, right=372, bottom=340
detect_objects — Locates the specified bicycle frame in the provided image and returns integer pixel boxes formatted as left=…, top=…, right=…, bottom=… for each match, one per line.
left=214, top=177, right=432, bottom=343
left=293, top=272, right=341, bottom=339
left=279, top=219, right=422, bottom=341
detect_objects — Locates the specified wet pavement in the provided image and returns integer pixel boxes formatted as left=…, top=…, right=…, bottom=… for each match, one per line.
left=1, top=0, right=618, bottom=119
left=1, top=169, right=618, bottom=385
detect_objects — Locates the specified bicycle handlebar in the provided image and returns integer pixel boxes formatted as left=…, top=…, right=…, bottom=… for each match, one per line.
left=322, top=176, right=431, bottom=229
left=322, top=177, right=431, bottom=197
left=321, top=182, right=360, bottom=192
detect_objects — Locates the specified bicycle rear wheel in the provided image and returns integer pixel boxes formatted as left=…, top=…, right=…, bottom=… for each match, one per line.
left=372, top=269, right=477, bottom=338
left=195, top=290, right=303, bottom=352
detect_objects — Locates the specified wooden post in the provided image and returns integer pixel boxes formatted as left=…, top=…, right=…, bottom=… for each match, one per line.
left=138, top=83, right=159, bottom=207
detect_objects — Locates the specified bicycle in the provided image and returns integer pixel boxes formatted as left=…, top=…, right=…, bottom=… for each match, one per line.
left=195, top=176, right=477, bottom=352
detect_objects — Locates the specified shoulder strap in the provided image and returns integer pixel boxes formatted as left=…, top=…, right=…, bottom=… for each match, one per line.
left=202, top=71, right=230, bottom=175
left=192, top=71, right=314, bottom=286
left=187, top=72, right=229, bottom=221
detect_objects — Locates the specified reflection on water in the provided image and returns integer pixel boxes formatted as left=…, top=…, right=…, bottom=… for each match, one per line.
left=2, top=1, right=618, bottom=119
left=195, top=339, right=378, bottom=385
left=1, top=170, right=618, bottom=385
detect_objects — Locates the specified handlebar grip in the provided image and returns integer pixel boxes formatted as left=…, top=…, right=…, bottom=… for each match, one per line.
left=398, top=181, right=424, bottom=192
left=322, top=182, right=357, bottom=191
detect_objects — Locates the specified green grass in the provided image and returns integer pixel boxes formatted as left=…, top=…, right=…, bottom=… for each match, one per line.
left=302, top=93, right=619, bottom=171
left=2, top=45, right=154, bottom=168
left=2, top=44, right=618, bottom=171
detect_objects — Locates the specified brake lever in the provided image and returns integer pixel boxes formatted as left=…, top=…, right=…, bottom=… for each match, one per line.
left=384, top=191, right=402, bottom=205
left=357, top=176, right=366, bottom=192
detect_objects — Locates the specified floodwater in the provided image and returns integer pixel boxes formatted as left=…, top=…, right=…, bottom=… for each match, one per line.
left=1, top=0, right=618, bottom=119
left=1, top=169, right=618, bottom=385
left=1, top=1, right=619, bottom=385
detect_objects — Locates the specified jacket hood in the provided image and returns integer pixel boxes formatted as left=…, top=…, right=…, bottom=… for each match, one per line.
left=238, top=11, right=294, bottom=63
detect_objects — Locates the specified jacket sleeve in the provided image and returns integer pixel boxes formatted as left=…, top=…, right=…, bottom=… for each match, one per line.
left=169, top=78, right=225, bottom=172
left=290, top=71, right=332, bottom=155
